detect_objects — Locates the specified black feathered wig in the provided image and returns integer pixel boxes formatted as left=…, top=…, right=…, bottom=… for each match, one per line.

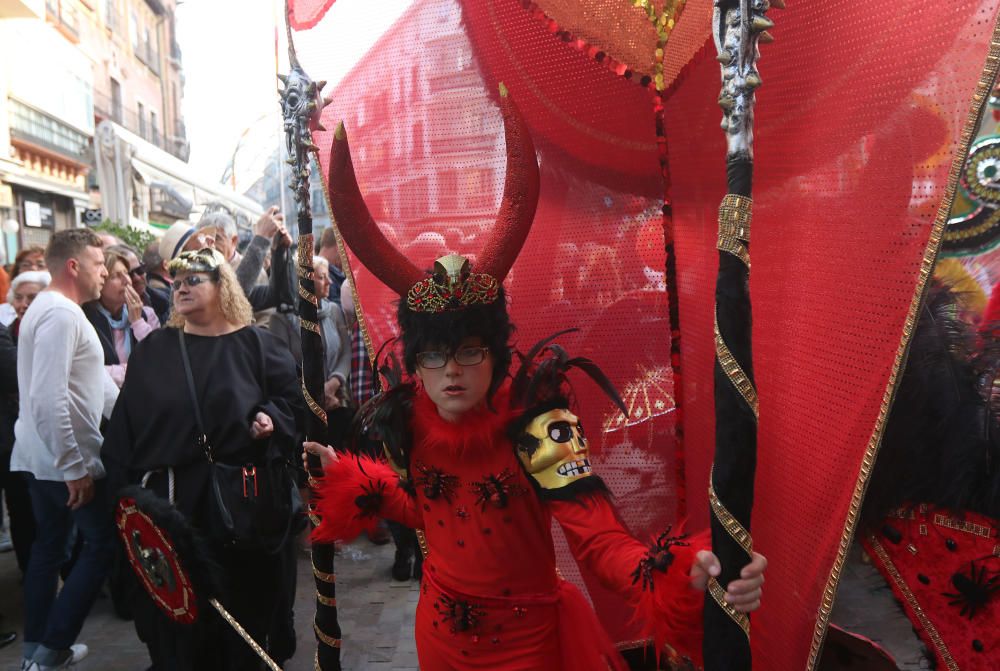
left=396, top=286, right=514, bottom=403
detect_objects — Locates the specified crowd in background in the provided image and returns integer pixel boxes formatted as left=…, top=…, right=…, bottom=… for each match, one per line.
left=0, top=209, right=411, bottom=670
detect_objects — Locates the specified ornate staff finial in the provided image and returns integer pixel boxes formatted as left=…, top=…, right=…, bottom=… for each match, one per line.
left=279, top=3, right=341, bottom=668
left=714, top=0, right=782, bottom=161
left=705, top=1, right=782, bottom=669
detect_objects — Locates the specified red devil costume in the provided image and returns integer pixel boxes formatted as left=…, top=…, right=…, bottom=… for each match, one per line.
left=313, top=87, right=709, bottom=669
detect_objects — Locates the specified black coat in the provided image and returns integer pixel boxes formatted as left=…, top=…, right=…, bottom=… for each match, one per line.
left=0, top=324, right=17, bottom=455
left=82, top=302, right=153, bottom=365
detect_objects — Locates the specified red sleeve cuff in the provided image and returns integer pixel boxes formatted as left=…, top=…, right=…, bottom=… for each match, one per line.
left=635, top=529, right=709, bottom=668
left=311, top=453, right=401, bottom=543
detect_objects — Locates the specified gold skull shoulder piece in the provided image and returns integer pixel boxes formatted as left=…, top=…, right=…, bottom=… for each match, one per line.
left=516, top=408, right=594, bottom=490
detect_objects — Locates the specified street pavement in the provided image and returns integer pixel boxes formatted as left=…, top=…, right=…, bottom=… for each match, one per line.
left=0, top=538, right=419, bottom=671
left=0, top=536, right=929, bottom=670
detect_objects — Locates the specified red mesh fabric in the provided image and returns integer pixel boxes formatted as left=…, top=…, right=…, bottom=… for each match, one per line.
left=860, top=507, right=1000, bottom=670
left=300, top=0, right=675, bottom=647
left=292, top=0, right=1000, bottom=667
left=665, top=2, right=1000, bottom=668
left=288, top=0, right=337, bottom=31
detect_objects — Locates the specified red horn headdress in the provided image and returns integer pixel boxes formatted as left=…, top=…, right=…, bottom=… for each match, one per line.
left=327, top=84, right=539, bottom=313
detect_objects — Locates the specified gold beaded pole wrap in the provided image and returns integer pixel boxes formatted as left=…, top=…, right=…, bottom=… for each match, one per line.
left=210, top=599, right=284, bottom=671
left=279, top=3, right=342, bottom=668
left=703, top=1, right=782, bottom=669
left=706, top=194, right=756, bottom=646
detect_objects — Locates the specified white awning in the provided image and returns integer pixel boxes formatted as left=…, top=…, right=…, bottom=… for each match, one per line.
left=96, top=120, right=263, bottom=223
left=2, top=172, right=90, bottom=206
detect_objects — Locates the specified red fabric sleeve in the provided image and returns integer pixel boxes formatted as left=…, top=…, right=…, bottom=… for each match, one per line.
left=550, top=493, right=708, bottom=666
left=311, top=453, right=423, bottom=543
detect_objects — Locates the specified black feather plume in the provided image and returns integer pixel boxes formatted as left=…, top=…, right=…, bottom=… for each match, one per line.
left=509, top=331, right=626, bottom=434
left=862, top=283, right=1000, bottom=527
left=350, top=347, right=416, bottom=473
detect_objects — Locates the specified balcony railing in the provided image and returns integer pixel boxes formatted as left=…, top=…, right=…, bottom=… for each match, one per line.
left=93, top=90, right=189, bottom=162
left=8, top=99, right=89, bottom=163
left=46, top=0, right=80, bottom=41
left=135, top=40, right=160, bottom=75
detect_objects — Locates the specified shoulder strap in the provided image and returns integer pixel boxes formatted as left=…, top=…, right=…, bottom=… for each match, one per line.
left=251, top=326, right=268, bottom=396
left=177, top=328, right=213, bottom=461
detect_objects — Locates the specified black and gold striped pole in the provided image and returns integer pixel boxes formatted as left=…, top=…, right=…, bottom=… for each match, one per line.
left=278, top=5, right=342, bottom=668
left=704, top=1, right=782, bottom=669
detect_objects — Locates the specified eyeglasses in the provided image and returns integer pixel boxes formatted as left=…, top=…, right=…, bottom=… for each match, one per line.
left=129, top=265, right=147, bottom=277
left=415, top=346, right=490, bottom=370
left=171, top=275, right=214, bottom=291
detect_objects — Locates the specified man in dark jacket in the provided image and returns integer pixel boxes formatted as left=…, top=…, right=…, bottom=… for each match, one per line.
left=0, top=323, right=29, bottom=648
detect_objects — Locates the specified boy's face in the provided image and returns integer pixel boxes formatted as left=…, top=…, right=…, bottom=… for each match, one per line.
left=415, top=336, right=494, bottom=422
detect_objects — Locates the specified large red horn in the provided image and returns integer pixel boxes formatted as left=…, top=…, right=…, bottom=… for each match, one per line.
left=327, top=122, right=424, bottom=296
left=476, top=84, right=540, bottom=281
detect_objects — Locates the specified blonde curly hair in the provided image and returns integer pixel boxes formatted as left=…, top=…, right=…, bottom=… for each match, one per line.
left=167, top=259, right=253, bottom=329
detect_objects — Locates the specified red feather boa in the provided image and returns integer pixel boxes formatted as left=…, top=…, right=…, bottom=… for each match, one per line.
left=637, top=529, right=710, bottom=668
left=409, top=382, right=516, bottom=458
left=310, top=453, right=398, bottom=544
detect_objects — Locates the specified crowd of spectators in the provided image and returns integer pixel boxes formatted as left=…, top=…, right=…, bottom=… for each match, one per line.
left=0, top=207, right=394, bottom=670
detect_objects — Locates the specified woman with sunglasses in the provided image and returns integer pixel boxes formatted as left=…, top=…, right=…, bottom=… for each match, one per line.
left=102, top=248, right=303, bottom=670
left=107, top=244, right=171, bottom=326
left=82, top=249, right=160, bottom=389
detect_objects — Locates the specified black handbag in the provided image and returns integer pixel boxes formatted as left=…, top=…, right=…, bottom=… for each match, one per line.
left=178, top=328, right=301, bottom=554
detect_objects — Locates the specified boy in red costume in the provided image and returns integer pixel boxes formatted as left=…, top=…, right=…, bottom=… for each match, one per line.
left=306, top=87, right=766, bottom=670
left=305, top=259, right=766, bottom=670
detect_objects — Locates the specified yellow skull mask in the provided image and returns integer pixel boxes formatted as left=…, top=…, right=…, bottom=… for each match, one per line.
left=517, top=408, right=593, bottom=490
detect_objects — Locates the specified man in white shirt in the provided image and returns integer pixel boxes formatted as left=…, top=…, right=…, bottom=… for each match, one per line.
left=11, top=229, right=111, bottom=671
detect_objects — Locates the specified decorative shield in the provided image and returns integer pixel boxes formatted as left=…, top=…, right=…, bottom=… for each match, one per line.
left=114, top=486, right=283, bottom=671
left=114, top=489, right=201, bottom=625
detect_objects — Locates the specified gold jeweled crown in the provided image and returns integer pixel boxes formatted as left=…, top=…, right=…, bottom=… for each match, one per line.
left=406, top=254, right=500, bottom=313
left=168, top=248, right=226, bottom=276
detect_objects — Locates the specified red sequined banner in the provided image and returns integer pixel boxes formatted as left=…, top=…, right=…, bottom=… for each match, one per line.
left=292, top=0, right=1000, bottom=667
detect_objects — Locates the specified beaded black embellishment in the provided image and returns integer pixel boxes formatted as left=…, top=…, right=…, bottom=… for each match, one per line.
left=354, top=480, right=386, bottom=518
left=630, top=526, right=691, bottom=591
left=470, top=469, right=526, bottom=511
left=434, top=594, right=485, bottom=633
left=414, top=462, right=460, bottom=502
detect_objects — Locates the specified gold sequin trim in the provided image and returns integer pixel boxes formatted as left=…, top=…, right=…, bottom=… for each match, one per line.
left=933, top=513, right=994, bottom=538
left=298, top=284, right=319, bottom=307
left=417, top=529, right=429, bottom=560
left=301, top=318, right=321, bottom=335
left=717, top=194, right=752, bottom=270
left=714, top=314, right=760, bottom=420
left=709, top=472, right=753, bottom=557
left=313, top=622, right=343, bottom=649
left=296, top=235, right=316, bottom=282
left=806, top=14, right=1000, bottom=670
left=210, top=599, right=282, bottom=671
left=302, top=383, right=328, bottom=424
left=615, top=637, right=653, bottom=651
left=717, top=236, right=751, bottom=269
left=312, top=565, right=336, bottom=583
left=298, top=234, right=314, bottom=267
left=866, top=536, right=958, bottom=670
left=316, top=593, right=337, bottom=607
left=707, top=577, right=750, bottom=638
